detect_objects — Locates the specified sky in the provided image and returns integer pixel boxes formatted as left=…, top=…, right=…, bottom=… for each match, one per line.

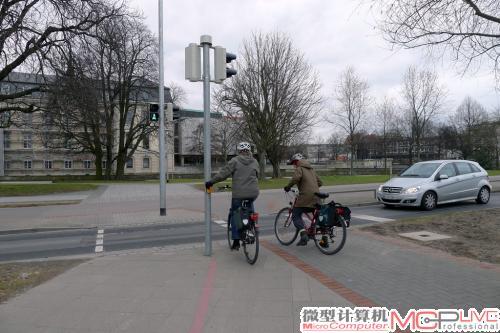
left=128, top=0, right=500, bottom=139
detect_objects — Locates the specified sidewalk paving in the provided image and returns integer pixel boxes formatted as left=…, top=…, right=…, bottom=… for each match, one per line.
left=1, top=228, right=500, bottom=332
left=0, top=183, right=380, bottom=232
left=0, top=240, right=352, bottom=333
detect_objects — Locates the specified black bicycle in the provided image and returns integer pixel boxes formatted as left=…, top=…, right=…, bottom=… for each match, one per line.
left=227, top=200, right=260, bottom=265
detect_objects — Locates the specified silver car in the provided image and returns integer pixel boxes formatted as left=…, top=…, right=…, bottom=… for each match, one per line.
left=377, top=160, right=492, bottom=210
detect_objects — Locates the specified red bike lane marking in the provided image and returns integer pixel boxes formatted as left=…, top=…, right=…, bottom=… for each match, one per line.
left=188, top=257, right=217, bottom=333
left=261, top=240, right=412, bottom=333
left=261, top=240, right=377, bottom=307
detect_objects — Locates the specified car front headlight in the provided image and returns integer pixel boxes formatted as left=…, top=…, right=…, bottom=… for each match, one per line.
left=378, top=185, right=383, bottom=192
left=403, top=186, right=420, bottom=194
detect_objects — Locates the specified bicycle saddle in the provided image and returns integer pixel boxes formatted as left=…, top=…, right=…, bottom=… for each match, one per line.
left=314, top=192, right=329, bottom=199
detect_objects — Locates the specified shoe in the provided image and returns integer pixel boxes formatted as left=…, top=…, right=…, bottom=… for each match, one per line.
left=296, top=230, right=308, bottom=246
left=319, top=235, right=329, bottom=248
left=231, top=239, right=240, bottom=251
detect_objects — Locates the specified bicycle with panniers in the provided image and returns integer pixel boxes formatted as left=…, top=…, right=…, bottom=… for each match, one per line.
left=274, top=188, right=349, bottom=255
left=227, top=200, right=259, bottom=264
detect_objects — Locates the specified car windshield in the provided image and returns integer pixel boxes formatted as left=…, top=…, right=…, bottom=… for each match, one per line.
left=400, top=163, right=441, bottom=178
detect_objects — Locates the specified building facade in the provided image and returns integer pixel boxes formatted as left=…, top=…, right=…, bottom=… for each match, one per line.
left=0, top=72, right=176, bottom=177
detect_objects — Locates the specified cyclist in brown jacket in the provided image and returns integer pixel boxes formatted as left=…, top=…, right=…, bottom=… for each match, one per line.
left=284, top=153, right=323, bottom=246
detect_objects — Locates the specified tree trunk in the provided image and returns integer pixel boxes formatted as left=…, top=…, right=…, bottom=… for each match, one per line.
left=95, top=154, right=103, bottom=180
left=349, top=145, right=354, bottom=176
left=258, top=153, right=266, bottom=180
left=115, top=156, right=125, bottom=179
left=271, top=159, right=281, bottom=178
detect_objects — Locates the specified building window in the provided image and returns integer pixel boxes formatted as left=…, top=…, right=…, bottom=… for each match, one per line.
left=126, top=158, right=134, bottom=169
left=23, top=133, right=32, bottom=148
left=102, top=160, right=107, bottom=170
left=143, top=157, right=150, bottom=169
left=44, top=160, right=52, bottom=169
left=3, top=131, right=10, bottom=148
left=1, top=83, right=10, bottom=94
left=64, top=160, right=72, bottom=169
left=4, top=161, right=10, bottom=170
left=143, top=135, right=150, bottom=149
left=24, top=160, right=32, bottom=169
left=83, top=160, right=92, bottom=169
left=23, top=113, right=33, bottom=126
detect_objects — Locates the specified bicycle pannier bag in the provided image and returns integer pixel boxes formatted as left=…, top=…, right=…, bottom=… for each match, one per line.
left=317, top=204, right=335, bottom=227
left=232, top=206, right=251, bottom=230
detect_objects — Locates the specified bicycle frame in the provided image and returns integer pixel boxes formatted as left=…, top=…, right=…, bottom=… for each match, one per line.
left=283, top=190, right=321, bottom=236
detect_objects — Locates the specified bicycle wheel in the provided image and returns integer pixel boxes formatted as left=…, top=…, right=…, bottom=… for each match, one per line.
left=313, top=217, right=347, bottom=255
left=242, top=224, right=259, bottom=265
left=274, top=207, right=299, bottom=245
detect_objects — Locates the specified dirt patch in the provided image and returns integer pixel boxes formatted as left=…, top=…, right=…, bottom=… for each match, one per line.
left=0, top=259, right=87, bottom=303
left=362, top=208, right=500, bottom=264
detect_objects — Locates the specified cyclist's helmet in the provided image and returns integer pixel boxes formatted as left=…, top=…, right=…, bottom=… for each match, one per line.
left=237, top=141, right=251, bottom=152
left=287, top=153, right=304, bottom=165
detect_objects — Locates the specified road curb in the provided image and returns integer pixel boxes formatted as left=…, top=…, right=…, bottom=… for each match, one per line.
left=0, top=200, right=81, bottom=208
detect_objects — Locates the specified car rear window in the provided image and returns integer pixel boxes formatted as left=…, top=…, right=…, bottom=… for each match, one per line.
left=455, top=162, right=472, bottom=175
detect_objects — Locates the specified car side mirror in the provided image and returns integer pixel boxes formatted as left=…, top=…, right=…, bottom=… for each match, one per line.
left=439, top=174, right=449, bottom=180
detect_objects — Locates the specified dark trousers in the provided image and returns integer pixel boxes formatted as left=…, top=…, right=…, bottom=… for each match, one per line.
left=228, top=198, right=255, bottom=240
left=291, top=207, right=315, bottom=230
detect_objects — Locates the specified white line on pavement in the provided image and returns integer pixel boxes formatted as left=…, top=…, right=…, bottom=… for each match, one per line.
left=95, top=229, right=104, bottom=253
left=213, top=220, right=227, bottom=228
left=351, top=214, right=395, bottom=223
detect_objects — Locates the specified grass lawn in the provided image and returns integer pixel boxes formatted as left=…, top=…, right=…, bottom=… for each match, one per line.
left=193, top=174, right=391, bottom=192
left=0, top=183, right=98, bottom=197
left=487, top=170, right=500, bottom=176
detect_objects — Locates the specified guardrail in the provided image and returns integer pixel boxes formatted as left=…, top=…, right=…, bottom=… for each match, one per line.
left=327, top=188, right=377, bottom=199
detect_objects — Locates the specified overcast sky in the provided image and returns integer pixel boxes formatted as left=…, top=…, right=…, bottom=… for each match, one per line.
left=129, top=0, right=500, bottom=139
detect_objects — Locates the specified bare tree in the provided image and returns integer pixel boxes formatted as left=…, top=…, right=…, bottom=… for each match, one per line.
left=215, top=32, right=323, bottom=178
left=0, top=0, right=122, bottom=121
left=212, top=114, right=244, bottom=163
left=168, top=82, right=187, bottom=107
left=328, top=67, right=370, bottom=175
left=451, top=96, right=488, bottom=159
left=326, top=132, right=345, bottom=161
left=401, top=66, right=445, bottom=162
left=373, top=0, right=500, bottom=82
left=47, top=13, right=159, bottom=179
left=375, top=96, right=397, bottom=171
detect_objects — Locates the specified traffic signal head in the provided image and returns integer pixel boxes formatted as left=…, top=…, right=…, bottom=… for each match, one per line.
left=214, top=46, right=237, bottom=83
left=149, top=103, right=159, bottom=122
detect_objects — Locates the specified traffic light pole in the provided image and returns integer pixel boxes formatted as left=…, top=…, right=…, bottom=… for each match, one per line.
left=201, top=35, right=212, bottom=256
left=158, top=0, right=166, bottom=216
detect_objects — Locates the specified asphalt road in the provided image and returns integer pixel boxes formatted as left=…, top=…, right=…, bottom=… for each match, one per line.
left=1, top=193, right=499, bottom=262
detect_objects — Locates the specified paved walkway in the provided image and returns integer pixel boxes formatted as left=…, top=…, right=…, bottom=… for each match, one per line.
left=0, top=240, right=352, bottom=333
left=0, top=183, right=379, bottom=232
left=1, top=229, right=499, bottom=332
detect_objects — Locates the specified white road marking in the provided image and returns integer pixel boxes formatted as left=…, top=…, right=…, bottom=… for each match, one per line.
left=213, top=220, right=227, bottom=228
left=351, top=214, right=395, bottom=223
left=95, top=229, right=104, bottom=253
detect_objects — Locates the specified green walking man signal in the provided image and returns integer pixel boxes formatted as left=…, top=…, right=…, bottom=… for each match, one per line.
left=149, top=103, right=159, bottom=122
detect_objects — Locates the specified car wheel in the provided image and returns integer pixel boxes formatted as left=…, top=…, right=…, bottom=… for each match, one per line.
left=476, top=186, right=490, bottom=204
left=421, top=191, right=437, bottom=211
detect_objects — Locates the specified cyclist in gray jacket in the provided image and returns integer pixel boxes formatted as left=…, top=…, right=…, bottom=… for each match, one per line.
left=205, top=142, right=259, bottom=250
